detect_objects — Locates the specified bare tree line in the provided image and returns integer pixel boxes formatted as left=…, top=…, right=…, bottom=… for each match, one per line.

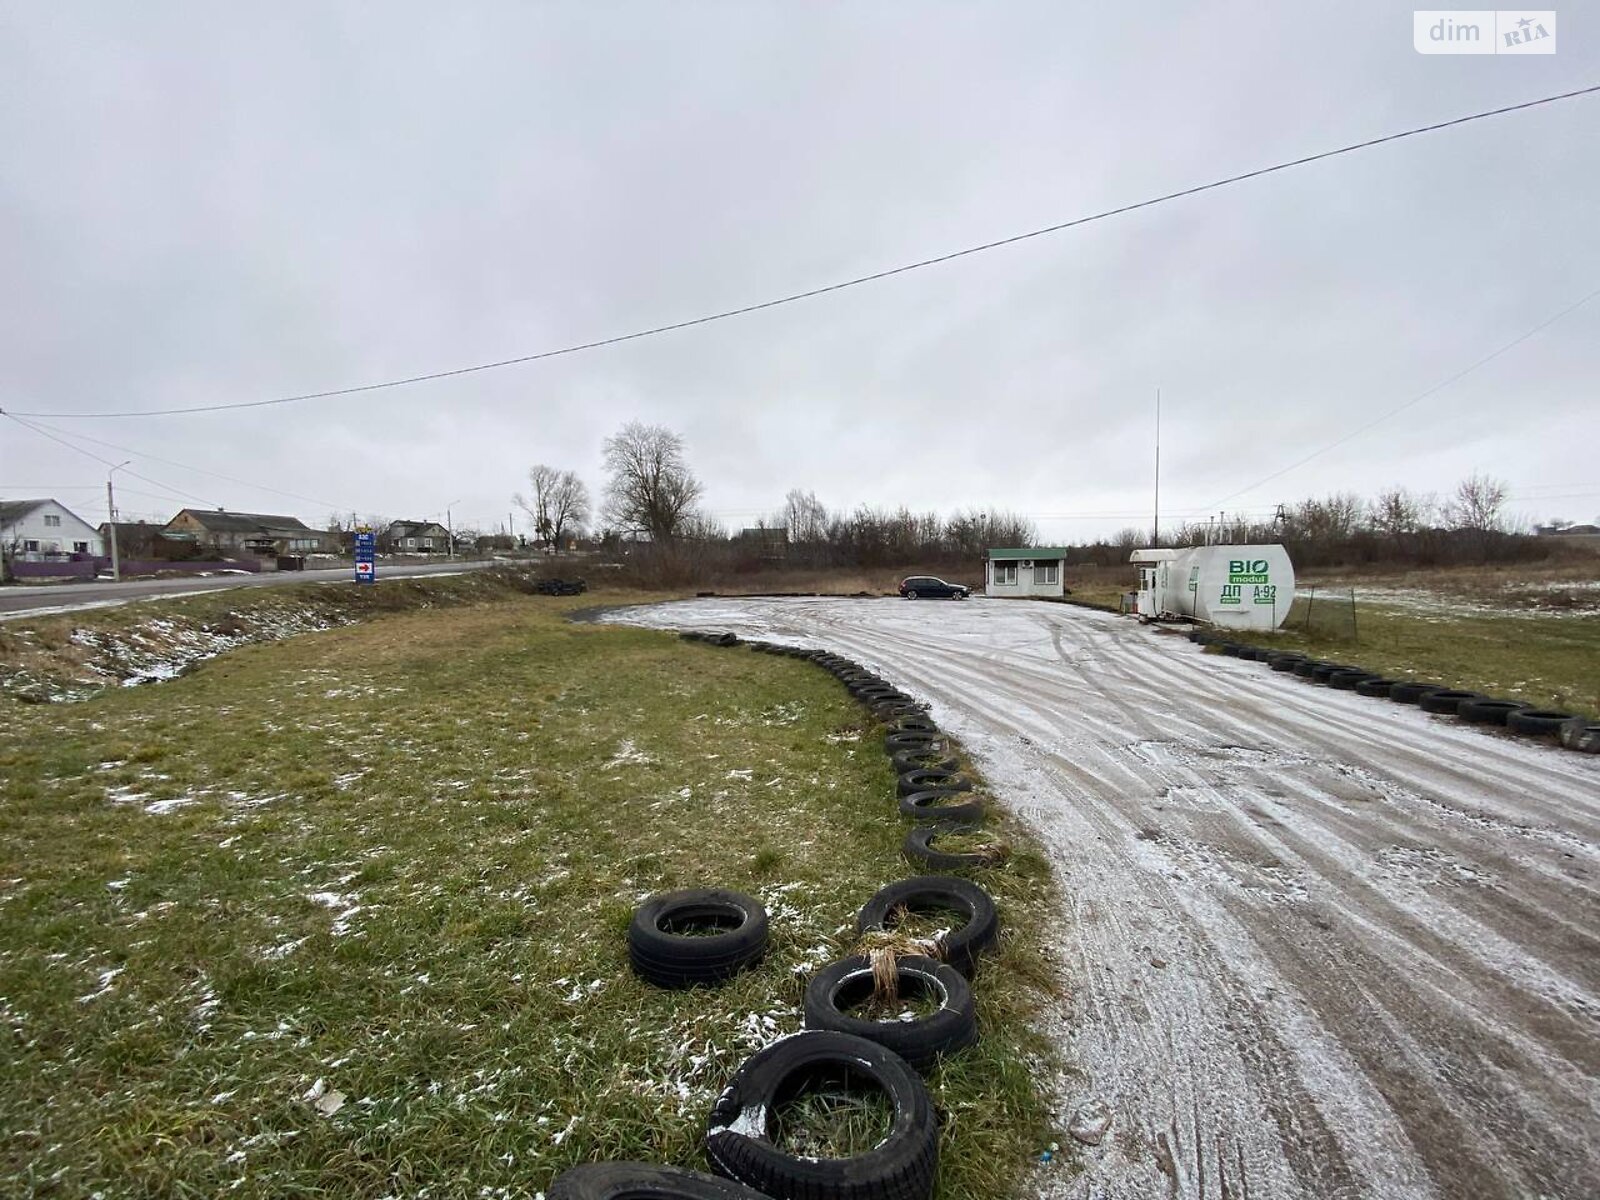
left=1081, top=473, right=1550, bottom=567
left=512, top=423, right=1039, bottom=569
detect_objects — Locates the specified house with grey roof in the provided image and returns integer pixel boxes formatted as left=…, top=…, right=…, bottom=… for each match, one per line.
left=163, top=509, right=332, bottom=558
left=0, top=498, right=105, bottom=560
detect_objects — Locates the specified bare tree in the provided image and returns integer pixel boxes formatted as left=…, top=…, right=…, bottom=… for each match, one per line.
left=515, top=465, right=590, bottom=552
left=1445, top=472, right=1509, bottom=533
left=783, top=489, right=829, bottom=543
left=1369, top=487, right=1436, bottom=536
left=1445, top=472, right=1510, bottom=560
left=600, top=422, right=703, bottom=542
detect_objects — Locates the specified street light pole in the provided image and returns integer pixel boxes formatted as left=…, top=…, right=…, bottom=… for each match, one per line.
left=446, top=500, right=461, bottom=560
left=106, top=461, right=130, bottom=582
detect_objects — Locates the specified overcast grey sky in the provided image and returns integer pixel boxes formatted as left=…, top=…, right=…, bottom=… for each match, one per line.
left=2, top=3, right=1596, bottom=541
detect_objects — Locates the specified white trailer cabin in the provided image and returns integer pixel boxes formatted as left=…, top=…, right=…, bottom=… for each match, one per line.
left=985, top=547, right=1068, bottom=598
left=1131, top=544, right=1295, bottom=631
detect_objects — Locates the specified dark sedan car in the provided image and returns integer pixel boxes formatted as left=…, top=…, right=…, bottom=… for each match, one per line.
left=898, top=575, right=970, bottom=599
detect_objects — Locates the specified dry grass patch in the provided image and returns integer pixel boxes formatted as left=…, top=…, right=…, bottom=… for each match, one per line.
left=0, top=587, right=1063, bottom=1198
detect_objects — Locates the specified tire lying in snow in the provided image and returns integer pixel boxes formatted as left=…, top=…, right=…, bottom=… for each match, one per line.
left=1291, top=660, right=1325, bottom=678
left=802, top=955, right=977, bottom=1073
left=1388, top=681, right=1448, bottom=704
left=549, top=1163, right=776, bottom=1199
left=856, top=876, right=999, bottom=978
left=1354, top=677, right=1397, bottom=698
left=890, top=748, right=957, bottom=774
left=705, top=1030, right=939, bottom=1200
left=629, top=889, right=769, bottom=988
left=896, top=769, right=972, bottom=797
left=1269, top=654, right=1308, bottom=672
left=894, top=717, right=939, bottom=736
left=898, top=790, right=986, bottom=824
left=903, top=824, right=1002, bottom=871
left=1418, top=688, right=1480, bottom=715
left=1310, top=662, right=1361, bottom=683
left=1458, top=697, right=1529, bottom=725
left=1506, top=708, right=1577, bottom=738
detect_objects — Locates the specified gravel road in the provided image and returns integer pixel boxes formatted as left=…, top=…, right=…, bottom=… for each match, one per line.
left=612, top=596, right=1600, bottom=1200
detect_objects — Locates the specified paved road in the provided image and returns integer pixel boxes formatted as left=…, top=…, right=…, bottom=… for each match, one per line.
left=0, top=559, right=498, bottom=618
left=614, top=597, right=1600, bottom=1200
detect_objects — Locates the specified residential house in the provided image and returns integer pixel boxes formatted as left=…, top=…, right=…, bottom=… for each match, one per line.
left=386, top=520, right=451, bottom=554
left=1, top=498, right=105, bottom=559
left=163, top=509, right=332, bottom=558
left=737, top=526, right=790, bottom=563
left=984, top=547, right=1070, bottom=598
left=98, top=520, right=169, bottom=560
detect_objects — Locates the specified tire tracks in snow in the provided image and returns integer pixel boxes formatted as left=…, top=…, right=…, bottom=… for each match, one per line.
left=609, top=597, right=1600, bottom=1199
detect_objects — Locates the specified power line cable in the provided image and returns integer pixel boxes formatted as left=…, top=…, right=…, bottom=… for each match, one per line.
left=1201, top=284, right=1600, bottom=510
left=2, top=411, right=220, bottom=508
left=2, top=414, right=353, bottom=512
left=7, top=84, right=1597, bottom=422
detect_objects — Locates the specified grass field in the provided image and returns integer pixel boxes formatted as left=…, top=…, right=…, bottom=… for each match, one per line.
left=1228, top=581, right=1600, bottom=717
left=0, top=587, right=1062, bottom=1198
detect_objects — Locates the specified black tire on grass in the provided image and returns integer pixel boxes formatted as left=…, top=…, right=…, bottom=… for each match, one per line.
left=1292, top=660, right=1324, bottom=678
left=1457, top=698, right=1528, bottom=725
left=1269, top=654, right=1307, bottom=672
left=1559, top=719, right=1600, bottom=753
left=1354, top=677, right=1397, bottom=698
left=885, top=731, right=942, bottom=754
left=802, top=955, right=977, bottom=1073
left=903, top=824, right=1000, bottom=871
left=629, top=890, right=769, bottom=989
left=898, top=790, right=987, bottom=824
left=1506, top=708, right=1577, bottom=738
left=1388, top=681, right=1447, bottom=704
left=704, top=1031, right=938, bottom=1200
left=890, top=749, right=957, bottom=774
left=1418, top=689, right=1480, bottom=715
left=1328, top=670, right=1376, bottom=690
left=549, top=1163, right=775, bottom=1199
left=856, top=876, right=999, bottom=978
left=897, top=769, right=972, bottom=797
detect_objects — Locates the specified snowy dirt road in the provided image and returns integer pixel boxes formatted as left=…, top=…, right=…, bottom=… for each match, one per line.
left=611, top=597, right=1600, bottom=1200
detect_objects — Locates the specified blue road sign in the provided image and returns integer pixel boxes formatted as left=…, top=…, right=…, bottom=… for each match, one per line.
left=354, top=531, right=377, bottom=584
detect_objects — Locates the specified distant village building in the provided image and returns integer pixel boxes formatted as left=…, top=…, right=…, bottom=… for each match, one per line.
left=98, top=521, right=168, bottom=560
left=163, top=509, right=331, bottom=558
left=386, top=520, right=451, bottom=553
left=0, top=498, right=105, bottom=559
left=737, top=527, right=790, bottom=562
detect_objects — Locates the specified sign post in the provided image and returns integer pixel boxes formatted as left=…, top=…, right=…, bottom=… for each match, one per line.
left=354, top=530, right=376, bottom=585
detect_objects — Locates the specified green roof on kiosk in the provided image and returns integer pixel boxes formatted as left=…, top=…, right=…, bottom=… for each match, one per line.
left=985, top=547, right=1070, bottom=560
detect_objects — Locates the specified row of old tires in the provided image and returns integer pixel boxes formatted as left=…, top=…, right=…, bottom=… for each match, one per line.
left=1190, top=628, right=1600, bottom=752
left=549, top=634, right=1009, bottom=1198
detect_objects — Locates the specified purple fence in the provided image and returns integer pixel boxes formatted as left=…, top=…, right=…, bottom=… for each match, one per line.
left=9, top=558, right=263, bottom=580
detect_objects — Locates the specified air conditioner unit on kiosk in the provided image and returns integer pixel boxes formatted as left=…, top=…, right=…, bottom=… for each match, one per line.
left=1020, top=560, right=1033, bottom=568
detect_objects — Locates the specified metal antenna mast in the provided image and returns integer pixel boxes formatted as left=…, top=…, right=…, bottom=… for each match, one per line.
left=1153, top=388, right=1161, bottom=546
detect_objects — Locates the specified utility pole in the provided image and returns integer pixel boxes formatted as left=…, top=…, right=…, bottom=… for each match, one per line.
left=447, top=507, right=454, bottom=560
left=1153, top=388, right=1161, bottom=547
left=106, top=460, right=130, bottom=582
